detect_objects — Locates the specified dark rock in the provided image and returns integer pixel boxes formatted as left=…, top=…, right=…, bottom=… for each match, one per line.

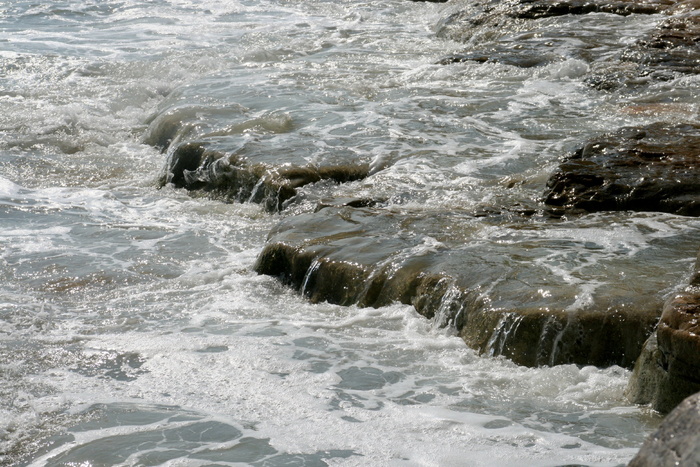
left=437, top=0, right=671, bottom=42
left=620, top=10, right=700, bottom=77
left=627, top=391, right=700, bottom=466
left=437, top=48, right=558, bottom=68
left=544, top=123, right=700, bottom=217
left=627, top=250, right=700, bottom=413
left=512, top=0, right=671, bottom=19
left=588, top=1, right=700, bottom=88
left=160, top=142, right=369, bottom=212
left=254, top=205, right=691, bottom=368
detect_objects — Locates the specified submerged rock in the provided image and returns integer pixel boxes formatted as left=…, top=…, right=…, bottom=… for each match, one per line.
left=621, top=12, right=700, bottom=77
left=544, top=123, right=700, bottom=217
left=159, top=142, right=369, bottom=212
left=627, top=391, right=700, bottom=466
left=589, top=1, right=700, bottom=88
left=254, top=206, right=691, bottom=368
left=627, top=249, right=700, bottom=413
left=437, top=47, right=558, bottom=68
left=437, top=0, right=671, bottom=42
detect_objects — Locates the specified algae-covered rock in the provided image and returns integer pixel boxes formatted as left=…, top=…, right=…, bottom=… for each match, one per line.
left=628, top=391, right=700, bottom=466
left=544, top=123, right=700, bottom=217
left=255, top=205, right=697, bottom=368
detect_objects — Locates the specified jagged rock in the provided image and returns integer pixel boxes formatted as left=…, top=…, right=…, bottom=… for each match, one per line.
left=620, top=8, right=700, bottom=77
left=437, top=0, right=671, bottom=42
left=253, top=205, right=694, bottom=368
left=437, top=47, right=558, bottom=68
left=512, top=0, right=670, bottom=19
left=159, top=142, right=369, bottom=212
left=544, top=123, right=700, bottom=217
left=627, top=249, right=700, bottom=414
left=588, top=1, right=700, bottom=88
left=627, top=391, right=700, bottom=466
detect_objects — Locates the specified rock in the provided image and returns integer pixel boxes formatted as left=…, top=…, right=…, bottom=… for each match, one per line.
left=437, top=47, right=558, bottom=68
left=620, top=9, right=700, bottom=77
left=437, top=0, right=671, bottom=43
left=588, top=1, right=700, bottom=88
left=512, top=0, right=671, bottom=19
left=627, top=391, right=700, bottom=466
left=254, top=205, right=695, bottom=368
left=159, top=142, right=369, bottom=212
left=544, top=123, right=700, bottom=217
left=627, top=250, right=700, bottom=413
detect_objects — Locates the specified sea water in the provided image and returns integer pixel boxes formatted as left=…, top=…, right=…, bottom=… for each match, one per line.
left=1, top=0, right=698, bottom=465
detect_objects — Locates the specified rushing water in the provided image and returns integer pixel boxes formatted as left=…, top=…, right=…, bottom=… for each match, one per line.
left=1, top=0, right=699, bottom=465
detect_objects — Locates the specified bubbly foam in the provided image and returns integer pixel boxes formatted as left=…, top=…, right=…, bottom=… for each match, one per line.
left=1, top=0, right=695, bottom=465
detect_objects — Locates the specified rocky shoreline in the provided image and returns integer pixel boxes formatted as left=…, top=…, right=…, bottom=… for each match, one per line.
left=153, top=0, right=699, bottom=463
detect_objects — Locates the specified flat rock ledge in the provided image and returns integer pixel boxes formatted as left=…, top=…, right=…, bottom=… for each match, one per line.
left=543, top=123, right=700, bottom=217
left=627, top=249, right=700, bottom=414
left=253, top=206, right=683, bottom=368
left=159, top=142, right=369, bottom=212
left=627, top=391, right=700, bottom=466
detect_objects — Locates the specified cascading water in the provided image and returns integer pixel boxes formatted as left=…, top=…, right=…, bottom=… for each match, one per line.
left=1, top=0, right=698, bottom=465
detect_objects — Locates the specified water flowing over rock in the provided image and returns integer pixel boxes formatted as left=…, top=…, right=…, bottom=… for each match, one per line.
left=159, top=142, right=369, bottom=212
left=254, top=205, right=689, bottom=368
left=544, top=123, right=700, bottom=217
left=627, top=391, right=700, bottom=466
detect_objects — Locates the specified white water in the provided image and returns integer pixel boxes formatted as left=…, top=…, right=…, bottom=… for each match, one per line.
left=1, top=0, right=698, bottom=465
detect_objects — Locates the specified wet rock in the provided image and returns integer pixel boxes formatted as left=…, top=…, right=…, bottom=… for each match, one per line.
left=544, top=123, right=700, bottom=217
left=160, top=142, right=369, bottom=212
left=255, top=206, right=682, bottom=368
left=512, top=0, right=670, bottom=19
left=437, top=47, right=558, bottom=68
left=627, top=250, right=700, bottom=413
left=437, top=0, right=671, bottom=42
left=627, top=391, right=700, bottom=466
left=620, top=9, right=700, bottom=77
left=588, top=1, right=700, bottom=88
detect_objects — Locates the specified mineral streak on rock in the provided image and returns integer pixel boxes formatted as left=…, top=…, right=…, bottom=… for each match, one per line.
left=627, top=391, right=700, bottom=466
left=544, top=123, right=700, bottom=217
left=255, top=206, right=672, bottom=368
left=159, top=142, right=369, bottom=212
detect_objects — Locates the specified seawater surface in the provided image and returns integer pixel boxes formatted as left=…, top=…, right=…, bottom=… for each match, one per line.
left=1, top=0, right=698, bottom=465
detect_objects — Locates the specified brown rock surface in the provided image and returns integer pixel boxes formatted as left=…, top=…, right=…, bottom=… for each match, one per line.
left=627, top=250, right=700, bottom=413
left=544, top=123, right=700, bottom=217
left=253, top=205, right=695, bottom=368
left=159, top=142, right=369, bottom=212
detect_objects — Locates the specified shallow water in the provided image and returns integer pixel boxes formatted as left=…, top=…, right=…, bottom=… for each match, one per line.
left=1, top=0, right=698, bottom=465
